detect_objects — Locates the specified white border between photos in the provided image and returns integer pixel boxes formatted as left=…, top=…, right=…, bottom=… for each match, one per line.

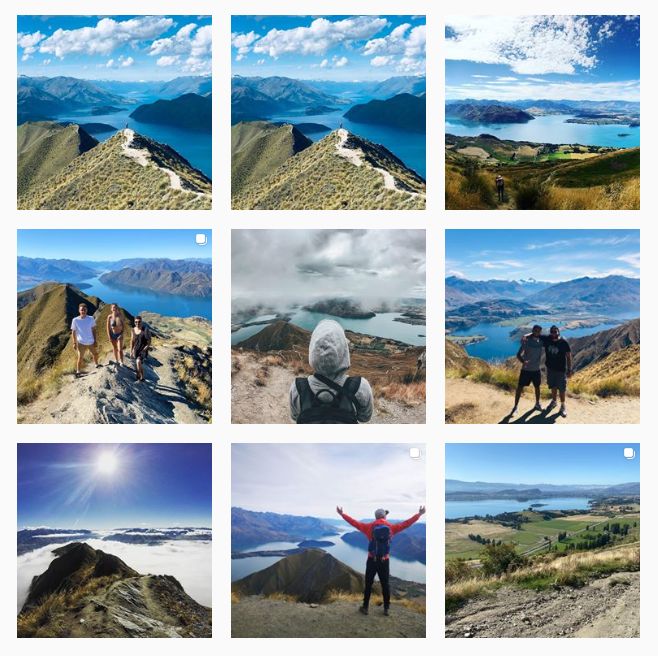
left=1, top=1, right=656, bottom=654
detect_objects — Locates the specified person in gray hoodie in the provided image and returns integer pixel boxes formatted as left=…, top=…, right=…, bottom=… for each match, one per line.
left=289, top=319, right=374, bottom=423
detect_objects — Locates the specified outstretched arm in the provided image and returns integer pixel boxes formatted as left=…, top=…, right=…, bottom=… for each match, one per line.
left=391, top=506, right=426, bottom=536
left=336, top=507, right=370, bottom=536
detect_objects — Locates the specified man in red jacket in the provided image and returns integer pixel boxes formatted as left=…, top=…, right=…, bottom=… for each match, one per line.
left=336, top=505, right=426, bottom=616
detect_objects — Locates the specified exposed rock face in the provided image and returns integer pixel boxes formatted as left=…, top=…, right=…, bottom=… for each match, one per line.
left=18, top=542, right=211, bottom=638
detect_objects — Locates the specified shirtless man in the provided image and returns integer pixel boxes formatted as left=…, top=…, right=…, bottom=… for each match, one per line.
left=71, top=303, right=100, bottom=377
left=106, top=304, right=125, bottom=366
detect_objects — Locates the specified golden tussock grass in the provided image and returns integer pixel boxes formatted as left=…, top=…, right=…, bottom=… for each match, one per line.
left=372, top=380, right=426, bottom=406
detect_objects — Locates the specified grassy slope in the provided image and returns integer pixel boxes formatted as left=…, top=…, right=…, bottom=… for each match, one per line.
left=18, top=130, right=211, bottom=210
left=445, top=142, right=639, bottom=210
left=231, top=121, right=312, bottom=195
left=233, top=130, right=426, bottom=210
left=17, top=285, right=135, bottom=405
left=445, top=338, right=640, bottom=399
left=17, top=121, right=97, bottom=197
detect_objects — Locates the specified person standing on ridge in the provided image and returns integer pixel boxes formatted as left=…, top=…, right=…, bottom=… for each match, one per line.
left=71, top=303, right=101, bottom=378
left=495, top=174, right=505, bottom=202
left=336, top=505, right=426, bottom=616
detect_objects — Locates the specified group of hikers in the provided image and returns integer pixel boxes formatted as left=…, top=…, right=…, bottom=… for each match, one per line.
left=511, top=324, right=573, bottom=418
left=70, top=302, right=151, bottom=381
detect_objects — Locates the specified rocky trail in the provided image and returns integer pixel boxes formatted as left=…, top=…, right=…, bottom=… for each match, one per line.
left=446, top=571, right=639, bottom=638
left=232, top=351, right=425, bottom=424
left=18, top=344, right=204, bottom=424
left=232, top=597, right=425, bottom=638
left=54, top=575, right=210, bottom=638
left=445, top=377, right=639, bottom=424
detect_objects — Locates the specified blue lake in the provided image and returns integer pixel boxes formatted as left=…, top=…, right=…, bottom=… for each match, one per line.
left=232, top=310, right=426, bottom=346
left=77, top=275, right=211, bottom=321
left=445, top=497, right=594, bottom=519
left=56, top=108, right=212, bottom=180
left=271, top=109, right=426, bottom=180
left=452, top=321, right=623, bottom=362
left=445, top=114, right=640, bottom=149
left=232, top=531, right=426, bottom=584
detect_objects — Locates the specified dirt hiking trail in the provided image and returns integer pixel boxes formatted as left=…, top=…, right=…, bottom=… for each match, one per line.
left=232, top=597, right=425, bottom=638
left=232, top=352, right=425, bottom=423
left=18, top=345, right=203, bottom=424
left=446, top=378, right=639, bottom=424
left=446, top=571, right=639, bottom=638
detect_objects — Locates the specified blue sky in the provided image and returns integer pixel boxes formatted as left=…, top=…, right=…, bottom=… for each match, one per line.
left=446, top=229, right=640, bottom=282
left=17, top=15, right=211, bottom=80
left=232, top=444, right=426, bottom=519
left=18, top=443, right=212, bottom=529
left=446, top=15, right=639, bottom=101
left=231, top=15, right=425, bottom=81
left=446, top=443, right=639, bottom=485
left=18, top=229, right=212, bottom=261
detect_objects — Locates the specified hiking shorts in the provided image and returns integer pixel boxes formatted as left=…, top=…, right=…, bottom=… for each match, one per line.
left=547, top=368, right=567, bottom=392
left=518, top=369, right=541, bottom=387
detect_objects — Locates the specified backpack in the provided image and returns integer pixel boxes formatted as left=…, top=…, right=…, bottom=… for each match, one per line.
left=295, top=374, right=362, bottom=424
left=369, top=524, right=392, bottom=559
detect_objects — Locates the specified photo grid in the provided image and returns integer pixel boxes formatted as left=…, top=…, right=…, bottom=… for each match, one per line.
left=7, top=1, right=650, bottom=652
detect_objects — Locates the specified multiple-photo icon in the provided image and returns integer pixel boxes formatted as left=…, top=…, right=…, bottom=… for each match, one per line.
left=14, top=10, right=641, bottom=642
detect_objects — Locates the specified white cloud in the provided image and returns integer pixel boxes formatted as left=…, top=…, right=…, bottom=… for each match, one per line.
left=473, top=260, right=524, bottom=269
left=616, top=252, right=640, bottom=269
left=257, top=58, right=265, bottom=65
left=446, top=78, right=640, bottom=102
left=231, top=30, right=258, bottom=55
left=35, top=16, right=173, bottom=58
left=232, top=229, right=426, bottom=311
left=371, top=55, right=393, bottom=67
left=17, top=539, right=212, bottom=613
left=17, top=30, right=45, bottom=59
left=334, top=55, right=348, bottom=68
left=105, top=58, right=114, bottom=68
left=121, top=56, right=134, bottom=67
left=319, top=58, right=328, bottom=68
left=156, top=55, right=178, bottom=67
left=250, top=16, right=387, bottom=58
left=150, top=23, right=211, bottom=74
left=363, top=23, right=425, bottom=73
left=319, top=55, right=349, bottom=69
left=232, top=444, right=426, bottom=519
left=446, top=15, right=601, bottom=75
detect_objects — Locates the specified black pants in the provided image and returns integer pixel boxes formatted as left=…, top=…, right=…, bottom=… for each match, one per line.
left=363, top=557, right=390, bottom=609
left=497, top=186, right=504, bottom=201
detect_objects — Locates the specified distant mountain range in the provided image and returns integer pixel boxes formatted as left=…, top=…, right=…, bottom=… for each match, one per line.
left=445, top=276, right=551, bottom=309
left=446, top=102, right=534, bottom=124
left=18, top=75, right=124, bottom=122
left=130, top=93, right=211, bottom=133
left=570, top=318, right=640, bottom=370
left=18, top=542, right=211, bottom=637
left=99, top=259, right=212, bottom=298
left=18, top=257, right=97, bottom=288
left=342, top=522, right=426, bottom=563
left=17, top=526, right=211, bottom=556
left=445, top=275, right=639, bottom=315
left=344, top=93, right=425, bottom=132
left=232, top=508, right=339, bottom=550
left=231, top=75, right=426, bottom=123
left=446, top=479, right=640, bottom=501
left=445, top=98, right=639, bottom=123
left=18, top=123, right=211, bottom=210
left=18, top=257, right=212, bottom=296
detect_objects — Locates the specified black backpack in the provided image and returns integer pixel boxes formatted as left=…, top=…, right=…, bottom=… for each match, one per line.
left=369, top=524, right=392, bottom=559
left=295, top=373, right=362, bottom=424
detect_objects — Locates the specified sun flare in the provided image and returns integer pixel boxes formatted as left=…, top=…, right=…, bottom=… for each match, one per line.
left=96, top=451, right=120, bottom=477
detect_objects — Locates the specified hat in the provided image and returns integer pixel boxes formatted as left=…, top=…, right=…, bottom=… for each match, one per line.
left=374, top=508, right=389, bottom=519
